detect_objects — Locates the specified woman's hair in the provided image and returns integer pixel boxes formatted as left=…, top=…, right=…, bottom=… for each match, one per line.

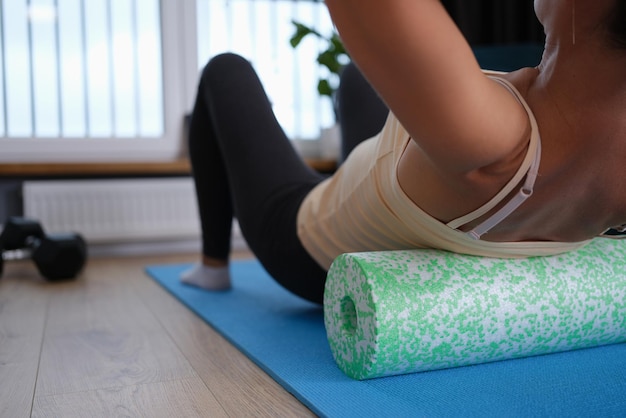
left=608, top=0, right=626, bottom=48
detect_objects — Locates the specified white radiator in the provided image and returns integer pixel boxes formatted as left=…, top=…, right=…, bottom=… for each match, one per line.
left=23, top=178, right=214, bottom=244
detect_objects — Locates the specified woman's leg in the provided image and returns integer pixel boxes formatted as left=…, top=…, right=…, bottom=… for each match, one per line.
left=187, top=53, right=328, bottom=303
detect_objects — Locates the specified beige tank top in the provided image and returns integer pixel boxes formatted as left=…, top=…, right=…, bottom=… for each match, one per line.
left=297, top=75, right=589, bottom=270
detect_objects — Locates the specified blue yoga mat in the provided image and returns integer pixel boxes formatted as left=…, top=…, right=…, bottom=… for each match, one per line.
left=146, top=260, right=626, bottom=418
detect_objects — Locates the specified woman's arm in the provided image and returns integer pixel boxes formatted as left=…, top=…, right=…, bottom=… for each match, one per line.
left=325, top=0, right=530, bottom=173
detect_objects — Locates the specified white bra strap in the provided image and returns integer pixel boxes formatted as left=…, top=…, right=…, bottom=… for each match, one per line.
left=466, top=140, right=542, bottom=240
left=599, top=225, right=626, bottom=239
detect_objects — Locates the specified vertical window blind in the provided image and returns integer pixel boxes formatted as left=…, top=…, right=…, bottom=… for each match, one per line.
left=0, top=0, right=163, bottom=139
left=197, top=0, right=335, bottom=140
left=0, top=0, right=333, bottom=162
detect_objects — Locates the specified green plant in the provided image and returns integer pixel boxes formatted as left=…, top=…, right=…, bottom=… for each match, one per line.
left=289, top=20, right=350, bottom=100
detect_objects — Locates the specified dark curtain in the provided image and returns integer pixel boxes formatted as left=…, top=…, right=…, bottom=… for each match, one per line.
left=308, top=0, right=544, bottom=44
left=442, top=0, right=545, bottom=45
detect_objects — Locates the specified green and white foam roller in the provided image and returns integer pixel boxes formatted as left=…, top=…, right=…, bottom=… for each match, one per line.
left=323, top=239, right=626, bottom=380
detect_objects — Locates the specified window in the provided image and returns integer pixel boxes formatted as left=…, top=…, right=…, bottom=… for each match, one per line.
left=196, top=0, right=335, bottom=141
left=0, top=0, right=332, bottom=163
left=0, top=0, right=192, bottom=163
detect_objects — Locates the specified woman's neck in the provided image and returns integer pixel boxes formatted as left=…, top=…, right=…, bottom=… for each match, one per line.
left=536, top=38, right=626, bottom=105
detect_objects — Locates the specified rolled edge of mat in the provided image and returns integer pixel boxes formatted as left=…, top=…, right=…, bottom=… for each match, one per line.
left=323, top=239, right=626, bottom=380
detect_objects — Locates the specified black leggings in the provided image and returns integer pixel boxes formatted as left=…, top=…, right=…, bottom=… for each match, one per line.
left=188, top=53, right=327, bottom=303
left=188, top=54, right=387, bottom=304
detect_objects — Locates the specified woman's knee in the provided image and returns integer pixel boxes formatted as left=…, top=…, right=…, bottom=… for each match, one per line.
left=200, top=53, right=254, bottom=86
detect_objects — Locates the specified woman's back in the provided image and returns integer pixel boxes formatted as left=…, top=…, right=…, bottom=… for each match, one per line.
left=518, top=57, right=626, bottom=242
left=398, top=62, right=626, bottom=243
left=326, top=0, right=626, bottom=244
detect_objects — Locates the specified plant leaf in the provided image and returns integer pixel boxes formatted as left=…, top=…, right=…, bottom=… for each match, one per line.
left=289, top=21, right=323, bottom=47
left=317, top=79, right=333, bottom=97
left=317, top=50, right=343, bottom=75
left=330, top=34, right=348, bottom=56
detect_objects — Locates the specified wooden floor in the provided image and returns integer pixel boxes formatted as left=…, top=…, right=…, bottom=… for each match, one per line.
left=0, top=251, right=315, bottom=418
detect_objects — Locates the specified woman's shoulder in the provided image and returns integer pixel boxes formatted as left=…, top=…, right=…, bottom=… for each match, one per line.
left=487, top=67, right=538, bottom=97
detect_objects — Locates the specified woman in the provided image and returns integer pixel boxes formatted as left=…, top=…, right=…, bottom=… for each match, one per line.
left=182, top=0, right=626, bottom=304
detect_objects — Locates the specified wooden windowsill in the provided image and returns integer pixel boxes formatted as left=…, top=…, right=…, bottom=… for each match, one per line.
left=0, top=157, right=336, bottom=177
left=0, top=159, right=193, bottom=177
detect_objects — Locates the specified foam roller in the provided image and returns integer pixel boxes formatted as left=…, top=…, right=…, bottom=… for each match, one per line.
left=323, top=239, right=626, bottom=380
